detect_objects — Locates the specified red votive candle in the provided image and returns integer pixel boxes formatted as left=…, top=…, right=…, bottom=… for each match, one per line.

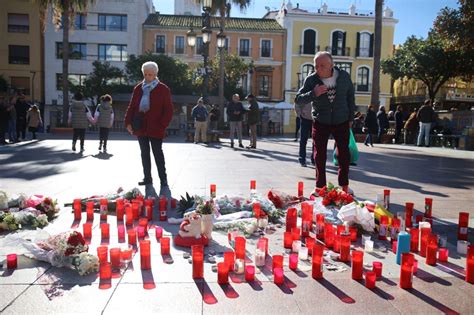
left=413, top=259, right=418, bottom=274
left=132, top=202, right=139, bottom=220
left=73, top=198, right=82, bottom=220
left=7, top=254, right=17, bottom=269
left=86, top=204, right=94, bottom=221
left=273, top=267, right=284, bottom=285
left=192, top=245, right=204, bottom=279
left=217, top=262, right=229, bottom=284
left=101, top=223, right=110, bottom=240
left=289, top=253, right=298, bottom=270
left=117, top=225, right=125, bottom=240
left=223, top=251, right=235, bottom=271
left=155, top=226, right=163, bottom=239
left=100, top=198, right=108, bottom=221
left=160, top=237, right=170, bottom=255
left=424, top=198, right=433, bottom=218
left=466, top=245, right=474, bottom=284
left=125, top=206, right=133, bottom=226
left=120, top=245, right=133, bottom=264
left=438, top=248, right=449, bottom=262
left=365, top=271, right=376, bottom=289
left=116, top=198, right=124, bottom=221
left=313, top=244, right=324, bottom=258
left=137, top=226, right=145, bottom=239
left=292, top=227, right=301, bottom=241
left=97, top=246, right=109, bottom=264
left=286, top=208, right=297, bottom=232
left=333, top=234, right=341, bottom=253
left=284, top=232, right=293, bottom=248
left=253, top=202, right=261, bottom=218
left=210, top=184, right=216, bottom=198
left=140, top=240, right=151, bottom=270
left=159, top=197, right=167, bottom=221
left=127, top=229, right=137, bottom=246
left=324, top=223, right=335, bottom=248
left=373, top=261, right=383, bottom=279
left=170, top=198, right=176, bottom=209
left=410, top=228, right=419, bottom=252
left=301, top=204, right=313, bottom=237
left=339, top=234, right=351, bottom=262
left=297, top=181, right=304, bottom=198
left=391, top=218, right=401, bottom=241
left=426, top=234, right=438, bottom=266
left=383, top=189, right=390, bottom=210
left=83, top=222, right=92, bottom=239
left=306, top=237, right=315, bottom=256
left=337, top=224, right=346, bottom=235
left=379, top=216, right=389, bottom=240
left=110, top=247, right=121, bottom=270
left=316, top=214, right=325, bottom=240
left=458, top=212, right=469, bottom=241
left=349, top=226, right=358, bottom=242
left=99, top=262, right=112, bottom=281
left=351, top=250, right=364, bottom=280
left=392, top=241, right=398, bottom=253
left=312, top=254, right=323, bottom=279
left=245, top=265, right=255, bottom=282
left=258, top=237, right=268, bottom=255
left=272, top=254, right=283, bottom=271
left=415, top=215, right=423, bottom=225
left=405, top=202, right=414, bottom=228
left=250, top=180, right=256, bottom=190
left=420, top=227, right=431, bottom=257
left=400, top=253, right=414, bottom=289
left=139, top=218, right=148, bottom=230
left=235, top=236, right=246, bottom=259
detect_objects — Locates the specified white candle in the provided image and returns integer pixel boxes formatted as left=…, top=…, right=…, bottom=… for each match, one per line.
left=234, top=259, right=245, bottom=274
left=298, top=247, right=308, bottom=260
left=457, top=240, right=469, bottom=255
left=361, top=234, right=371, bottom=246
left=365, top=240, right=374, bottom=252
left=292, top=240, right=302, bottom=253
left=254, top=249, right=266, bottom=267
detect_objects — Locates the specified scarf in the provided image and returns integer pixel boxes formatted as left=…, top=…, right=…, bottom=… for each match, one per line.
left=321, top=69, right=339, bottom=103
left=139, top=78, right=159, bottom=113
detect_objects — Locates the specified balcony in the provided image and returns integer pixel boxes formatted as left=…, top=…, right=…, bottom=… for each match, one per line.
left=299, top=45, right=320, bottom=55
left=325, top=46, right=351, bottom=57
left=354, top=83, right=372, bottom=92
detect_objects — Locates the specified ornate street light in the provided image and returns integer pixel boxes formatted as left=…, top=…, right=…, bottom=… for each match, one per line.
left=216, top=29, right=226, bottom=49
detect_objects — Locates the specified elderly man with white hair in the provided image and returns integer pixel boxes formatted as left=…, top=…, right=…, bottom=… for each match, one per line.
left=125, top=61, right=173, bottom=187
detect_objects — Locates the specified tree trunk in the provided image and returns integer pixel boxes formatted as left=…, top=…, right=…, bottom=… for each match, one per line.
left=61, top=1, right=70, bottom=126
left=370, top=0, right=383, bottom=109
left=218, top=6, right=226, bottom=127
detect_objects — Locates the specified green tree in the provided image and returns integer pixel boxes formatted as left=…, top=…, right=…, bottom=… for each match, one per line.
left=206, top=53, right=249, bottom=100
left=0, top=75, right=8, bottom=93
left=125, top=53, right=192, bottom=95
left=370, top=0, right=383, bottom=108
left=36, top=0, right=94, bottom=125
left=381, top=34, right=460, bottom=101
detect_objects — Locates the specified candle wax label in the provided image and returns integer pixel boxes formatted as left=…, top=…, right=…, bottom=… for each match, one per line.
left=460, top=227, right=467, bottom=234
left=379, top=225, right=387, bottom=237
left=100, top=205, right=107, bottom=216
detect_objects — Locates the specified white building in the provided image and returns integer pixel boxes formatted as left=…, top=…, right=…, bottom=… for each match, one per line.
left=43, top=0, right=154, bottom=128
left=174, top=0, right=200, bottom=15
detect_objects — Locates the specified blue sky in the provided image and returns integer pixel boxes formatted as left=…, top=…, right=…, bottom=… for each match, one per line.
left=153, top=0, right=460, bottom=44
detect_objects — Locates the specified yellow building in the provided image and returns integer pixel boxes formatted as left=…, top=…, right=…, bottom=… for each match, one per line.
left=0, top=0, right=44, bottom=102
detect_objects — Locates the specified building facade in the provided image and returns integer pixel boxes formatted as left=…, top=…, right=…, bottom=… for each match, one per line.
left=0, top=0, right=43, bottom=103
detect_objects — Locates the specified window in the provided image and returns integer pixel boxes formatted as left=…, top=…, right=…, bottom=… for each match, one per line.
left=74, top=14, right=86, bottom=30
left=331, top=31, right=346, bottom=56
left=303, top=29, right=316, bottom=54
left=98, top=44, right=127, bottom=61
left=261, top=40, right=271, bottom=58
left=335, top=62, right=351, bottom=75
left=357, top=32, right=372, bottom=57
left=9, top=45, right=29, bottom=64
left=8, top=14, right=29, bottom=33
left=302, top=64, right=314, bottom=79
left=56, top=73, right=87, bottom=90
left=357, top=67, right=370, bottom=92
left=175, top=36, right=184, bottom=54
left=56, top=43, right=87, bottom=60
left=156, top=35, right=166, bottom=53
left=258, top=75, right=270, bottom=97
left=196, top=37, right=204, bottom=55
left=239, top=39, right=250, bottom=57
left=11, top=77, right=30, bottom=95
left=98, top=14, right=127, bottom=31
left=238, top=74, right=248, bottom=94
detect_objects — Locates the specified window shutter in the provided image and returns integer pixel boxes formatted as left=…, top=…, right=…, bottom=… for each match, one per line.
left=356, top=32, right=360, bottom=57
left=369, top=33, right=374, bottom=57
left=342, top=32, right=347, bottom=56
left=331, top=32, right=338, bottom=55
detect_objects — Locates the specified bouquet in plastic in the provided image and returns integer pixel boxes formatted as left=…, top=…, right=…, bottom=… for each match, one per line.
left=313, top=183, right=354, bottom=207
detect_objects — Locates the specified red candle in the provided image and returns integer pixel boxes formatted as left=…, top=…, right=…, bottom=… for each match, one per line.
left=97, top=246, right=109, bottom=264
left=286, top=208, right=297, bottom=232
left=140, top=240, right=151, bottom=270
left=144, top=197, right=154, bottom=208
left=372, top=261, right=383, bottom=279
left=415, top=215, right=423, bottom=224
left=73, top=198, right=82, bottom=220
left=116, top=198, right=124, bottom=221
left=217, top=262, right=229, bottom=284
left=289, top=253, right=298, bottom=270
left=137, top=226, right=145, bottom=238
left=365, top=271, right=376, bottom=289
left=292, top=227, right=301, bottom=241
left=306, top=237, right=315, bottom=256
left=391, top=218, right=400, bottom=241
left=125, top=206, right=133, bottom=226
left=170, top=198, right=177, bottom=209
left=273, top=267, right=284, bottom=285
left=349, top=226, right=358, bottom=242
left=192, top=245, right=204, bottom=279
left=235, top=236, right=246, bottom=259
left=245, top=265, right=255, bottom=282
left=351, top=250, right=364, bottom=280
left=83, top=222, right=92, bottom=239
left=336, top=224, right=346, bottom=235
left=313, top=244, right=324, bottom=258
left=425, top=234, right=438, bottom=266
left=272, top=254, right=283, bottom=271
left=155, top=226, right=163, bottom=239
left=333, top=234, right=341, bottom=253
left=160, top=237, right=170, bottom=255
left=250, top=180, right=256, bottom=190
left=297, top=181, right=304, bottom=198
left=120, top=245, right=133, bottom=264
left=400, top=265, right=412, bottom=289
left=339, top=234, right=351, bottom=262
left=132, top=202, right=139, bottom=220
left=127, top=229, right=137, bottom=246
left=324, top=223, right=335, bottom=248
left=392, top=241, right=398, bottom=253
left=101, top=223, right=110, bottom=240
left=139, top=218, right=148, bottom=231
left=410, top=228, right=419, bottom=252
left=159, top=197, right=167, bottom=221
left=316, top=214, right=325, bottom=240
left=379, top=215, right=389, bottom=240
left=466, top=245, right=474, bottom=284
left=210, top=184, right=216, bottom=198
left=312, top=255, right=323, bottom=279
left=223, top=251, right=235, bottom=271
left=6, top=253, right=17, bottom=269
left=413, top=259, right=418, bottom=274
left=420, top=227, right=431, bottom=257
left=253, top=202, right=261, bottom=218
left=258, top=237, right=268, bottom=255
left=424, top=198, right=433, bottom=218
left=284, top=232, right=293, bottom=249
left=86, top=204, right=94, bottom=221
left=383, top=189, right=390, bottom=209
left=110, top=247, right=121, bottom=270
left=438, top=248, right=449, bottom=262
left=99, top=262, right=112, bottom=281
left=100, top=198, right=108, bottom=221
left=458, top=212, right=469, bottom=241
left=405, top=202, right=414, bottom=228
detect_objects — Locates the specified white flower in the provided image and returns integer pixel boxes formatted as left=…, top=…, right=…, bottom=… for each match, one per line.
left=0, top=190, right=8, bottom=210
left=76, top=252, right=99, bottom=276
left=37, top=214, right=49, bottom=227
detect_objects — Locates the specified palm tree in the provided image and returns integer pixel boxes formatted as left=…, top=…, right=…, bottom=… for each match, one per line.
left=370, top=0, right=383, bottom=109
left=36, top=0, right=93, bottom=125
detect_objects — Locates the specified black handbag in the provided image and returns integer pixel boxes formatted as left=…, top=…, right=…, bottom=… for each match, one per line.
left=132, top=113, right=144, bottom=131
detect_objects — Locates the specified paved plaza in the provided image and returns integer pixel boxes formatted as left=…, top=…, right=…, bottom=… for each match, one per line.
left=0, top=133, right=473, bottom=314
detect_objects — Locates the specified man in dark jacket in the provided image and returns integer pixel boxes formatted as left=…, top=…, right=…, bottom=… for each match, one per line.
left=363, top=105, right=377, bottom=147
left=394, top=105, right=404, bottom=144
left=416, top=99, right=435, bottom=147
left=15, top=94, right=30, bottom=141
left=226, top=94, right=245, bottom=148
left=376, top=105, right=389, bottom=143
left=295, top=51, right=355, bottom=194
left=245, top=94, right=259, bottom=149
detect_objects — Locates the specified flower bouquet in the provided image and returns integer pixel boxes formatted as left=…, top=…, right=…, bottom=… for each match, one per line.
left=312, top=183, right=354, bottom=207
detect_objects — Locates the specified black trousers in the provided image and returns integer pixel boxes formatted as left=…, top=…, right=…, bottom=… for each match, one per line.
left=16, top=117, right=26, bottom=139
left=72, top=128, right=86, bottom=148
left=137, top=136, right=168, bottom=186
left=99, top=127, right=110, bottom=147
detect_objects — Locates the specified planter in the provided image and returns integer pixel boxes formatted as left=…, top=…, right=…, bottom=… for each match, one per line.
left=201, top=214, right=213, bottom=239
left=51, top=127, right=73, bottom=134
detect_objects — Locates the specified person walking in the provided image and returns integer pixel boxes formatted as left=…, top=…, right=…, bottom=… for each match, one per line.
left=226, top=93, right=245, bottom=148
left=363, top=105, right=377, bottom=147
left=15, top=94, right=29, bottom=141
left=68, top=92, right=93, bottom=152
left=294, top=100, right=314, bottom=166
left=94, top=94, right=115, bottom=152
left=125, top=61, right=173, bottom=187
left=416, top=99, right=436, bottom=147
left=7, top=94, right=17, bottom=143
left=26, top=104, right=42, bottom=140
left=376, top=105, right=389, bottom=143
left=191, top=97, right=209, bottom=144
left=245, top=94, right=259, bottom=149
left=394, top=105, right=404, bottom=144
left=404, top=108, right=418, bottom=144
left=295, top=51, right=355, bottom=194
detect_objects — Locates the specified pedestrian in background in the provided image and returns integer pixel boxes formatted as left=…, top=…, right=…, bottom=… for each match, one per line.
left=15, top=94, right=29, bottom=141
left=209, top=104, right=220, bottom=131
left=94, top=94, right=114, bottom=152
left=191, top=97, right=209, bottom=144
left=363, top=105, right=377, bottom=147
left=294, top=115, right=301, bottom=142
left=294, top=100, right=314, bottom=166
left=416, top=99, right=436, bottom=147
left=394, top=105, right=404, bottom=144
left=7, top=94, right=17, bottom=143
left=68, top=92, right=94, bottom=152
left=245, top=94, right=259, bottom=149
left=26, top=104, right=42, bottom=140
left=0, top=93, right=10, bottom=145
left=226, top=93, right=245, bottom=148
left=404, top=108, right=418, bottom=144
left=376, top=105, right=389, bottom=143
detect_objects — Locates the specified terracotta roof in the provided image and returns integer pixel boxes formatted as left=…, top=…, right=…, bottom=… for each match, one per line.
left=144, top=14, right=284, bottom=32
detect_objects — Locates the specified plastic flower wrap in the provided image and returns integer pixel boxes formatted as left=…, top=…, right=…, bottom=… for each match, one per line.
left=267, top=189, right=300, bottom=209
left=0, top=208, right=51, bottom=231
left=194, top=196, right=220, bottom=217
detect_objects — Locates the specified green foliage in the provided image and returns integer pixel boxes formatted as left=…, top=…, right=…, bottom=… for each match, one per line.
left=206, top=53, right=249, bottom=99
left=177, top=193, right=195, bottom=217
left=0, top=75, right=8, bottom=92
left=125, top=52, right=193, bottom=95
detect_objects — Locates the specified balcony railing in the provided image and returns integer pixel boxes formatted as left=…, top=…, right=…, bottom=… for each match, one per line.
left=325, top=46, right=351, bottom=57
left=354, top=83, right=372, bottom=92
left=299, top=45, right=320, bottom=55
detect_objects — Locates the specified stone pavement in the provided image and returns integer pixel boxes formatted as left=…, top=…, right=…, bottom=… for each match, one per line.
left=0, top=133, right=473, bottom=314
